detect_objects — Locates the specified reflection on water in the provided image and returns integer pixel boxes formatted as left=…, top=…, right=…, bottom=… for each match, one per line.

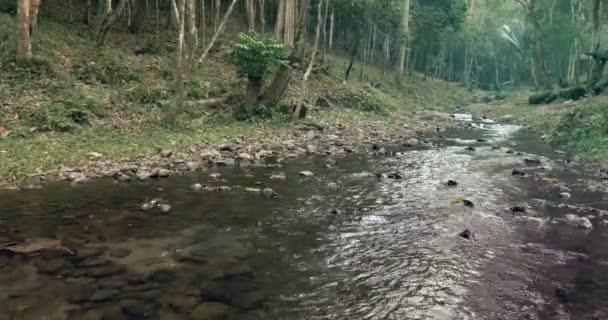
left=1, top=118, right=608, bottom=319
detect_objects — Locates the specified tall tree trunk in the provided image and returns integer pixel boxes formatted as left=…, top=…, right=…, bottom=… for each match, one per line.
left=186, top=0, right=197, bottom=65
left=328, top=10, right=334, bottom=49
left=396, top=0, right=410, bottom=81
left=166, top=0, right=188, bottom=123
left=320, top=0, right=329, bottom=64
left=199, top=0, right=205, bottom=47
left=95, top=0, right=129, bottom=46
left=105, top=0, right=112, bottom=14
left=214, top=0, right=220, bottom=31
left=17, top=0, right=32, bottom=60
left=345, top=33, right=360, bottom=80
left=84, top=0, right=93, bottom=25
left=258, top=0, right=266, bottom=33
left=129, top=0, right=147, bottom=33
left=245, top=0, right=256, bottom=32
left=589, top=0, right=604, bottom=86
left=29, top=0, right=41, bottom=34
left=294, top=0, right=323, bottom=121
left=259, top=0, right=309, bottom=105
left=198, top=0, right=238, bottom=62
left=275, top=0, right=285, bottom=39
left=528, top=0, right=551, bottom=89
left=170, top=0, right=180, bottom=29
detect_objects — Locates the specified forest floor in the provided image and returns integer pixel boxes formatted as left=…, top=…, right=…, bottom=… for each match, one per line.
left=470, top=92, right=608, bottom=166
left=0, top=10, right=477, bottom=187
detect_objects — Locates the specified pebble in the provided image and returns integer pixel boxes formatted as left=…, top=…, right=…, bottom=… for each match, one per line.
left=299, top=171, right=314, bottom=177
left=190, top=183, right=203, bottom=191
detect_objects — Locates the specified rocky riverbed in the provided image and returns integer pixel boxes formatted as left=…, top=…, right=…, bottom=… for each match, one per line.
left=1, top=113, right=608, bottom=319
left=0, top=110, right=456, bottom=190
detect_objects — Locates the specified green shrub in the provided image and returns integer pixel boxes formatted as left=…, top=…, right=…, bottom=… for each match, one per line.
left=187, top=81, right=211, bottom=100
left=72, top=60, right=141, bottom=85
left=30, top=96, right=101, bottom=132
left=126, top=85, right=170, bottom=108
left=340, top=87, right=388, bottom=115
left=548, top=105, right=608, bottom=161
left=225, top=33, right=287, bottom=81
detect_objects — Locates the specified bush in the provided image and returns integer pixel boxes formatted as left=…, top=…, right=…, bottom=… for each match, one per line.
left=126, top=85, right=170, bottom=108
left=225, top=33, right=287, bottom=81
left=72, top=59, right=141, bottom=85
left=30, top=96, right=101, bottom=132
left=340, top=87, right=389, bottom=115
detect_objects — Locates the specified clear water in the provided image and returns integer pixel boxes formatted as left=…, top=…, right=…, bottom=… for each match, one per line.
left=1, top=119, right=607, bottom=320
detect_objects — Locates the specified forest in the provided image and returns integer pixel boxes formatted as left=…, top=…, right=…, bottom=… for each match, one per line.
left=0, top=0, right=608, bottom=178
left=3, top=1, right=608, bottom=320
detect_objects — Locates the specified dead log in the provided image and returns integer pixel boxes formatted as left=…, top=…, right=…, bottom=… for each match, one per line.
left=184, top=98, right=225, bottom=109
left=557, top=86, right=586, bottom=100
left=528, top=91, right=557, bottom=104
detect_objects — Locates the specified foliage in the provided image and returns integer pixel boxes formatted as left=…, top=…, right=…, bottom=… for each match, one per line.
left=225, top=33, right=287, bottom=80
left=548, top=105, right=608, bottom=161
left=72, top=59, right=141, bottom=85
left=30, top=97, right=100, bottom=132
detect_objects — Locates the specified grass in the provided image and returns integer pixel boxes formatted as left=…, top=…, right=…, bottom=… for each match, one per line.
left=470, top=91, right=608, bottom=165
left=0, top=11, right=476, bottom=183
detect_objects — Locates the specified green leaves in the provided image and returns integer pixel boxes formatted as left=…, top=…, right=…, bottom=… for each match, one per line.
left=225, top=33, right=287, bottom=81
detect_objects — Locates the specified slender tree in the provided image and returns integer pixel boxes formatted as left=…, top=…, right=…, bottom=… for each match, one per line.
left=17, top=0, right=32, bottom=60
left=396, top=0, right=411, bottom=81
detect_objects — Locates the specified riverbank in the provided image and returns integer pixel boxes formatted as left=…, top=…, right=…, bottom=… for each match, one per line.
left=0, top=12, right=476, bottom=188
left=469, top=92, right=608, bottom=167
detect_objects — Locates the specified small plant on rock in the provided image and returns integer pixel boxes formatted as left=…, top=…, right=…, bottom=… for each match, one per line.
left=226, top=33, right=286, bottom=116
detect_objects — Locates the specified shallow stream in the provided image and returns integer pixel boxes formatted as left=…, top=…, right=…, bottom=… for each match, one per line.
left=1, top=116, right=607, bottom=320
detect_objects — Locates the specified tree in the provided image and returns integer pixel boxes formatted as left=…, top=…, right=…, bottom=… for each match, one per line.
left=515, top=0, right=552, bottom=90
left=17, top=0, right=31, bottom=60
left=226, top=33, right=287, bottom=116
left=396, top=0, right=411, bottom=81
left=95, top=0, right=129, bottom=46
left=294, top=0, right=324, bottom=120
left=128, top=0, right=147, bottom=33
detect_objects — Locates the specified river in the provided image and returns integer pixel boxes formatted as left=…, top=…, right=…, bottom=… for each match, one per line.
left=0, top=116, right=607, bottom=320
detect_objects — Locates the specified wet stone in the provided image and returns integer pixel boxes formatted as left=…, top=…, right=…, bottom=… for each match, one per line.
left=463, top=200, right=475, bottom=208
left=120, top=299, right=155, bottom=317
left=87, top=265, right=124, bottom=278
left=459, top=229, right=475, bottom=240
left=90, top=288, right=119, bottom=302
left=191, top=302, right=230, bottom=320
left=510, top=206, right=527, bottom=213
left=35, top=258, right=66, bottom=274
left=108, top=247, right=132, bottom=258
left=446, top=180, right=458, bottom=187
left=161, top=293, right=199, bottom=312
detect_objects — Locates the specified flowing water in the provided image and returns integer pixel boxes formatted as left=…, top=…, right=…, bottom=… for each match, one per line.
left=1, top=116, right=608, bottom=320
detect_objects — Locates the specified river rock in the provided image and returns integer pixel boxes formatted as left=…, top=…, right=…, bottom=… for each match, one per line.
left=564, top=214, right=593, bottom=229
left=90, top=288, right=119, bottom=302
left=109, top=247, right=132, bottom=258
left=305, top=130, right=316, bottom=140
left=524, top=158, right=542, bottom=165
left=162, top=293, right=199, bottom=312
left=262, top=188, right=280, bottom=199
left=306, top=144, right=317, bottom=154
left=465, top=146, right=476, bottom=152
left=238, top=153, right=253, bottom=161
left=497, top=114, right=514, bottom=123
left=160, top=150, right=173, bottom=158
left=121, top=299, right=154, bottom=317
left=137, top=171, right=152, bottom=181
left=559, top=192, right=572, bottom=200
left=191, top=183, right=203, bottom=191
left=510, top=206, right=527, bottom=213
left=215, top=159, right=235, bottom=166
left=218, top=186, right=232, bottom=192
left=158, top=204, right=172, bottom=213
left=86, top=152, right=104, bottom=160
left=186, top=162, right=200, bottom=171
left=463, top=200, right=475, bottom=207
left=446, top=180, right=458, bottom=187
left=217, top=144, right=235, bottom=152
left=191, top=302, right=230, bottom=320
left=299, top=171, right=314, bottom=177
left=156, top=168, right=171, bottom=178
left=404, top=138, right=419, bottom=147
left=209, top=172, right=222, bottom=179
left=117, top=173, right=132, bottom=182
left=459, top=229, right=475, bottom=240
